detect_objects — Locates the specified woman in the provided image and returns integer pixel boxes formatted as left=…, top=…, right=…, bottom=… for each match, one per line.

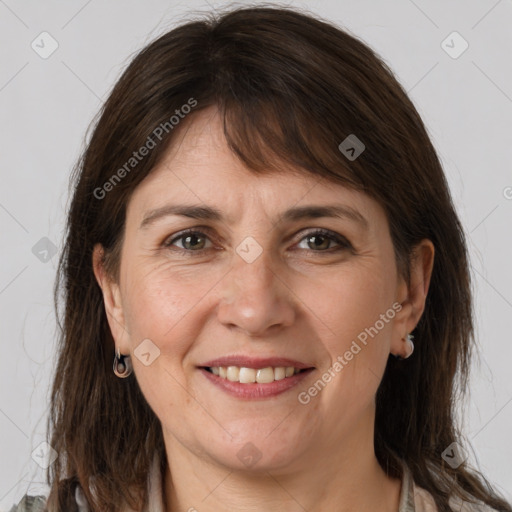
left=10, top=5, right=511, bottom=512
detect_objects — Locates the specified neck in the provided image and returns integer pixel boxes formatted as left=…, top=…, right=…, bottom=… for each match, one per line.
left=162, top=410, right=401, bottom=512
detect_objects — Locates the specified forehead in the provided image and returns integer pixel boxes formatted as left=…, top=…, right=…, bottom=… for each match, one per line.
left=127, top=107, right=380, bottom=226
left=149, top=107, right=315, bottom=188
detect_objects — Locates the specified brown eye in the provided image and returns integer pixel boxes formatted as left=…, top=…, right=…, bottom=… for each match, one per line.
left=181, top=233, right=206, bottom=250
left=297, top=229, right=351, bottom=252
left=164, top=230, right=212, bottom=251
left=305, top=234, right=331, bottom=250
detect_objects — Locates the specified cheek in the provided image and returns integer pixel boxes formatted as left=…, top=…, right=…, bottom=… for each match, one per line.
left=121, top=261, right=214, bottom=345
left=308, top=262, right=395, bottom=344
left=118, top=261, right=228, bottom=402
left=119, top=266, right=212, bottom=422
left=308, top=262, right=396, bottom=397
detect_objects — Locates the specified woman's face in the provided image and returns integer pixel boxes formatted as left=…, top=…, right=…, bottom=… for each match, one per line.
left=96, top=107, right=419, bottom=473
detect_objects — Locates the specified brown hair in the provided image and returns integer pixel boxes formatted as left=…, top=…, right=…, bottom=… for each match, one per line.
left=46, top=5, right=512, bottom=512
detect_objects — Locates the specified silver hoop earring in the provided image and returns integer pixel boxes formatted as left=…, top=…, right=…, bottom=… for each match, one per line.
left=403, top=333, right=414, bottom=359
left=113, top=347, right=133, bottom=378
left=393, top=333, right=414, bottom=360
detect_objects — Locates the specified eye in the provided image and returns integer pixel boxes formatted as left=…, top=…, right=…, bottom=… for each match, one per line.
left=164, top=229, right=214, bottom=251
left=295, top=229, right=351, bottom=252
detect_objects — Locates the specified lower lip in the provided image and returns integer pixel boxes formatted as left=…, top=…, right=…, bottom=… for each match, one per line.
left=199, top=368, right=314, bottom=399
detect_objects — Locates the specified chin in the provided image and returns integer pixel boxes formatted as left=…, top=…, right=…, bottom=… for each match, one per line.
left=197, top=420, right=313, bottom=473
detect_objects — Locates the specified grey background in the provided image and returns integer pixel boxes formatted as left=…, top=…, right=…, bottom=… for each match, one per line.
left=1, top=0, right=511, bottom=509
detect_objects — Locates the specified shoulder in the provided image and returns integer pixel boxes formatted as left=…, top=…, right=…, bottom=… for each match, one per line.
left=413, top=481, right=501, bottom=512
left=9, top=482, right=93, bottom=512
left=8, top=494, right=47, bottom=512
left=447, top=492, right=501, bottom=512
left=401, top=462, right=501, bottom=512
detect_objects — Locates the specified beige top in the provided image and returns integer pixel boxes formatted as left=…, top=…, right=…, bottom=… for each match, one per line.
left=10, top=454, right=498, bottom=511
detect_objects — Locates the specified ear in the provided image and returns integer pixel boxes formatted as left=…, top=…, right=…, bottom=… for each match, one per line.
left=390, top=239, right=435, bottom=357
left=92, top=243, right=130, bottom=353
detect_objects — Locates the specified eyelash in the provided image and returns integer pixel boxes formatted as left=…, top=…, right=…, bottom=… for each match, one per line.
left=163, top=227, right=352, bottom=255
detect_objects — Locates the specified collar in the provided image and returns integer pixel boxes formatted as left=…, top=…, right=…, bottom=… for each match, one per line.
left=399, top=461, right=417, bottom=511
left=145, top=451, right=165, bottom=512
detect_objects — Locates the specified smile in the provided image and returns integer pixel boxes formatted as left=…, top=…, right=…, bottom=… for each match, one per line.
left=198, top=365, right=315, bottom=399
left=205, top=365, right=304, bottom=383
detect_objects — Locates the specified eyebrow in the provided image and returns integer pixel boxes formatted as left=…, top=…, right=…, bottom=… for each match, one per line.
left=139, top=203, right=369, bottom=230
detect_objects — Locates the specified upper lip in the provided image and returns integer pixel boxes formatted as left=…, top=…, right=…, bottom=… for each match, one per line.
left=199, top=356, right=314, bottom=370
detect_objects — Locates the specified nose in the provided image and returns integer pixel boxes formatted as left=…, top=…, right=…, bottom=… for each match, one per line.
left=216, top=247, right=296, bottom=338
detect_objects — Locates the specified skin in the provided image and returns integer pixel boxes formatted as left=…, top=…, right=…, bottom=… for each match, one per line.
left=93, top=107, right=434, bottom=512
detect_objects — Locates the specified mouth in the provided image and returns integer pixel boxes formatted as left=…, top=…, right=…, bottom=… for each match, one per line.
left=198, top=357, right=315, bottom=399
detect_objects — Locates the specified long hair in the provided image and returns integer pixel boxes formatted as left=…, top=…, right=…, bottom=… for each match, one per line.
left=46, top=6, right=512, bottom=512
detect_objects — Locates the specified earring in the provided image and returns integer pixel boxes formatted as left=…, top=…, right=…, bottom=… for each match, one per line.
left=393, top=333, right=414, bottom=360
left=403, top=333, right=414, bottom=359
left=113, top=347, right=133, bottom=378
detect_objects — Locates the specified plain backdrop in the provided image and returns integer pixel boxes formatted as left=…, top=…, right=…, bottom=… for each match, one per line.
left=1, top=0, right=511, bottom=509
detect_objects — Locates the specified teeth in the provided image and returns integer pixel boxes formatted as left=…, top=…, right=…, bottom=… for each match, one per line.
left=227, top=366, right=240, bottom=382
left=274, top=367, right=286, bottom=380
left=239, top=367, right=256, bottom=383
left=207, top=365, right=304, bottom=383
left=256, top=367, right=274, bottom=384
